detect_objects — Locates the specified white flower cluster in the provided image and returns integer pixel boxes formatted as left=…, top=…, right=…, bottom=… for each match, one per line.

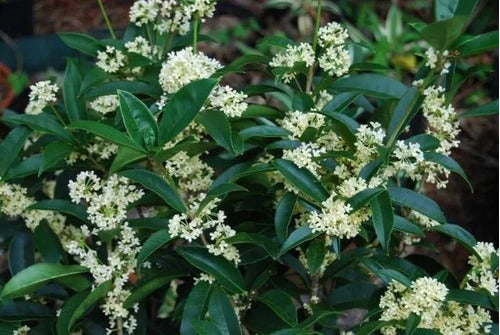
left=13, top=325, right=30, bottom=335
left=89, top=95, right=120, bottom=115
left=379, top=277, right=492, bottom=335
left=383, top=140, right=425, bottom=181
left=164, top=151, right=214, bottom=193
left=208, top=85, right=248, bottom=118
left=269, top=43, right=315, bottom=83
left=86, top=137, right=119, bottom=161
left=315, top=90, right=333, bottom=110
left=168, top=195, right=240, bottom=264
left=125, top=36, right=158, bottom=60
left=279, top=110, right=325, bottom=139
left=283, top=142, right=325, bottom=177
left=25, top=80, right=59, bottom=115
left=97, top=46, right=127, bottom=73
left=159, top=47, right=221, bottom=94
left=0, top=181, right=66, bottom=232
left=425, top=47, right=451, bottom=75
left=68, top=171, right=144, bottom=232
left=308, top=195, right=354, bottom=238
left=129, top=0, right=215, bottom=36
left=466, top=242, right=499, bottom=295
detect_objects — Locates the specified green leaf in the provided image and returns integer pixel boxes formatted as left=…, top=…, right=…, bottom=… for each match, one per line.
left=275, top=193, right=297, bottom=243
left=331, top=74, right=407, bottom=99
left=208, top=286, right=242, bottom=335
left=68, top=120, right=145, bottom=152
left=29, top=199, right=89, bottom=223
left=406, top=313, right=421, bottom=335
left=85, top=80, right=162, bottom=100
left=307, top=238, right=326, bottom=275
left=447, top=289, right=497, bottom=310
left=63, top=59, right=86, bottom=121
left=226, top=233, right=279, bottom=259
left=457, top=31, right=499, bottom=57
left=3, top=110, right=73, bottom=143
left=79, top=67, right=110, bottom=96
left=421, top=16, right=469, bottom=50
left=280, top=226, right=320, bottom=256
left=206, top=183, right=247, bottom=198
left=393, top=215, right=425, bottom=237
left=273, top=159, right=329, bottom=203
left=375, top=269, right=412, bottom=287
left=109, top=147, right=147, bottom=174
left=177, top=247, right=245, bottom=294
left=120, top=169, right=186, bottom=212
left=34, top=222, right=64, bottom=263
left=0, top=301, right=54, bottom=321
left=435, top=0, right=460, bottom=21
left=321, top=92, right=360, bottom=114
left=39, top=140, right=73, bottom=175
left=239, top=125, right=290, bottom=140
left=118, top=90, right=158, bottom=149
left=197, top=109, right=243, bottom=154
left=137, top=229, right=173, bottom=267
left=124, top=272, right=185, bottom=309
left=257, top=289, right=298, bottom=326
left=386, top=87, right=419, bottom=147
left=159, top=78, right=218, bottom=145
left=241, top=104, right=283, bottom=119
left=58, top=32, right=101, bottom=56
left=387, top=187, right=447, bottom=224
left=404, top=134, right=441, bottom=151
left=8, top=231, right=34, bottom=275
left=431, top=224, right=477, bottom=253
left=68, top=281, right=112, bottom=331
left=1, top=263, right=88, bottom=299
left=191, top=320, right=222, bottom=335
left=348, top=188, right=384, bottom=212
left=0, top=126, right=31, bottom=177
left=424, top=152, right=473, bottom=191
left=459, top=100, right=499, bottom=118
left=181, top=282, right=213, bottom=335
left=4, top=154, right=43, bottom=181
left=56, top=291, right=88, bottom=335
left=370, top=191, right=394, bottom=250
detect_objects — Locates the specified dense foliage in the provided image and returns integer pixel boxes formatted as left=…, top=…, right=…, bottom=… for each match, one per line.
left=0, top=0, right=498, bottom=334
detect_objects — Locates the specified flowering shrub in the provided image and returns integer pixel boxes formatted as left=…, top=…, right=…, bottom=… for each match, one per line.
left=0, top=0, right=498, bottom=334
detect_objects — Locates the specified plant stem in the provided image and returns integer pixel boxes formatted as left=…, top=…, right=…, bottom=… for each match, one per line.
left=97, top=0, right=117, bottom=40
left=306, top=0, right=322, bottom=93
left=116, top=317, right=123, bottom=335
left=193, top=15, right=200, bottom=53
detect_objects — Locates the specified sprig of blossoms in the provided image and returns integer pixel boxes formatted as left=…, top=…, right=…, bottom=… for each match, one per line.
left=279, top=110, right=325, bottom=140
left=318, top=22, right=351, bottom=77
left=164, top=151, right=214, bottom=194
left=208, top=85, right=248, bottom=118
left=97, top=46, right=128, bottom=73
left=168, top=195, right=240, bottom=264
left=425, top=47, right=451, bottom=75
left=125, top=36, right=158, bottom=60
left=269, top=43, right=315, bottom=83
left=466, top=242, right=499, bottom=295
left=282, top=142, right=326, bottom=177
left=379, top=277, right=492, bottom=335
left=89, top=95, right=120, bottom=115
left=25, top=80, right=59, bottom=115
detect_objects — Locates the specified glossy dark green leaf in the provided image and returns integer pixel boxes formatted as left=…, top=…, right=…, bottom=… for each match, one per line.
left=307, top=238, right=325, bottom=275
left=226, top=233, right=279, bottom=259
left=120, top=169, right=186, bottom=212
left=206, top=183, right=247, bottom=198
left=348, top=188, right=384, bottom=212
left=273, top=159, right=329, bottom=203
left=321, top=92, right=360, bottom=114
left=208, top=286, right=242, bottom=335
left=375, top=269, right=412, bottom=287
left=457, top=31, right=499, bottom=57
left=58, top=32, right=101, bottom=56
left=191, top=320, right=222, bottom=335
left=109, top=147, right=147, bottom=174
left=177, top=247, right=245, bottom=294
left=63, top=59, right=86, bottom=121
left=280, top=226, right=320, bottom=256
left=34, top=221, right=64, bottom=263
left=159, top=78, right=218, bottom=144
left=39, top=140, right=73, bottom=175
left=56, top=291, right=88, bottom=335
left=406, top=313, right=421, bottom=335
left=1, top=263, right=88, bottom=299
left=197, top=109, right=243, bottom=154
left=137, top=229, right=173, bottom=267
left=404, top=134, right=441, bottom=151
left=275, top=193, right=297, bottom=243
left=29, top=199, right=89, bottom=223
left=181, top=281, right=213, bottom=335
left=118, top=90, right=158, bottom=148
left=330, top=281, right=379, bottom=310
left=459, top=100, right=499, bottom=119
left=0, top=301, right=54, bottom=321
left=388, top=187, right=447, bottom=223
left=124, top=272, right=185, bottom=309
left=68, top=120, right=145, bottom=152
left=424, top=152, right=473, bottom=191
left=447, top=289, right=497, bottom=310
left=370, top=191, right=394, bottom=250
left=3, top=154, right=43, bottom=181
left=386, top=87, right=419, bottom=147
left=421, top=16, right=469, bottom=50
left=331, top=74, right=407, bottom=99
left=241, top=104, right=283, bottom=119
left=85, top=81, right=161, bottom=100
left=393, top=215, right=425, bottom=237
left=3, top=110, right=73, bottom=142
left=239, top=125, right=290, bottom=140
left=257, top=289, right=297, bottom=326
left=79, top=67, right=109, bottom=96
left=8, top=231, right=34, bottom=275
left=431, top=224, right=477, bottom=253
left=68, top=281, right=112, bottom=331
left=0, top=126, right=31, bottom=177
